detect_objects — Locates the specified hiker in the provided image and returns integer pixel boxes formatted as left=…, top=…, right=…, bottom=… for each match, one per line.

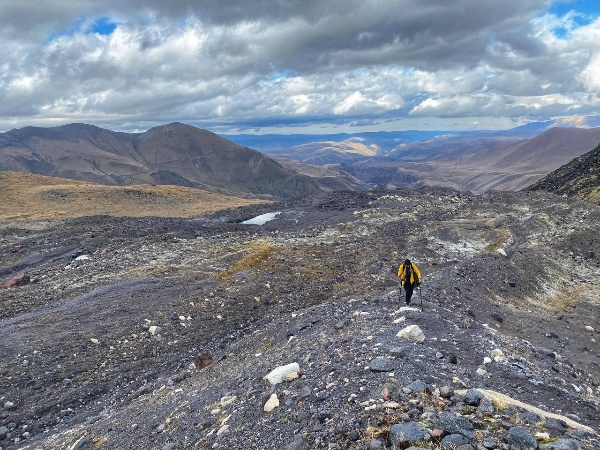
left=398, top=259, right=422, bottom=306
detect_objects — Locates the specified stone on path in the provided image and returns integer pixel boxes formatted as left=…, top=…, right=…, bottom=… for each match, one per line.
left=264, top=362, right=300, bottom=385
left=396, top=325, right=426, bottom=343
left=263, top=393, right=280, bottom=412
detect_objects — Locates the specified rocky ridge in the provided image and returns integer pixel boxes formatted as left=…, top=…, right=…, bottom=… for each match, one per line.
left=0, top=188, right=598, bottom=449
left=525, top=143, right=600, bottom=205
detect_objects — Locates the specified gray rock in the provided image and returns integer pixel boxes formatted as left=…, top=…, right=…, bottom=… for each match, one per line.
left=477, top=400, right=495, bottom=416
left=539, top=439, right=579, bottom=450
left=483, top=436, right=497, bottom=449
left=438, top=412, right=476, bottom=439
left=442, top=433, right=471, bottom=449
left=299, top=385, right=311, bottom=398
left=162, top=444, right=176, bottom=450
left=464, top=389, right=485, bottom=406
left=389, top=421, right=431, bottom=448
left=369, top=357, right=395, bottom=372
left=0, top=426, right=8, bottom=439
left=406, top=379, right=428, bottom=393
left=368, top=438, right=384, bottom=449
left=389, top=347, right=407, bottom=357
left=3, top=402, right=15, bottom=410
left=285, top=434, right=310, bottom=450
left=507, top=427, right=538, bottom=450
left=544, top=419, right=567, bottom=436
left=518, top=412, right=542, bottom=424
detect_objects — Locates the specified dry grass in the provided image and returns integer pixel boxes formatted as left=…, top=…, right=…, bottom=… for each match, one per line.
left=0, top=171, right=267, bottom=222
left=482, top=228, right=510, bottom=253
left=213, top=243, right=278, bottom=280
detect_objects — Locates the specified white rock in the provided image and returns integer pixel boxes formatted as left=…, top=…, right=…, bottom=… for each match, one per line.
left=483, top=357, right=492, bottom=365
left=178, top=315, right=186, bottom=321
left=497, top=248, right=507, bottom=257
left=382, top=402, right=400, bottom=408
left=396, top=325, right=425, bottom=343
left=491, top=349, right=506, bottom=362
left=585, top=325, right=594, bottom=332
left=75, top=255, right=91, bottom=261
left=452, top=377, right=466, bottom=386
left=264, top=362, right=300, bottom=385
left=392, top=317, right=406, bottom=324
left=476, top=368, right=490, bottom=378
left=220, top=395, right=237, bottom=407
left=286, top=372, right=299, bottom=381
left=148, top=325, right=161, bottom=336
left=263, top=393, right=279, bottom=412
left=217, top=425, right=229, bottom=436
left=535, top=432, right=550, bottom=440
left=90, top=338, right=99, bottom=344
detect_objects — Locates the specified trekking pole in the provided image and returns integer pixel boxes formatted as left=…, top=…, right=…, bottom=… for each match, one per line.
left=419, top=284, right=423, bottom=308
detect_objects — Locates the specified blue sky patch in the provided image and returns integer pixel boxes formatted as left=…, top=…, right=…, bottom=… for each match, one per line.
left=89, top=17, right=118, bottom=36
left=549, top=0, right=600, bottom=19
left=44, top=16, right=117, bottom=44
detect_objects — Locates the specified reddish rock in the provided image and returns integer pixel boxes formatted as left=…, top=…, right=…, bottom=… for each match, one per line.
left=439, top=385, right=454, bottom=398
left=381, top=387, right=391, bottom=400
left=1, top=274, right=30, bottom=289
left=195, top=352, right=213, bottom=369
left=431, top=428, right=445, bottom=439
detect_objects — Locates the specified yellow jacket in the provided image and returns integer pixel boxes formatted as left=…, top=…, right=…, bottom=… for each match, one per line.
left=398, top=262, right=421, bottom=286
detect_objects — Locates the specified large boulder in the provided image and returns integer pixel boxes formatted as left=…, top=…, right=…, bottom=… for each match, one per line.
left=396, top=325, right=426, bottom=343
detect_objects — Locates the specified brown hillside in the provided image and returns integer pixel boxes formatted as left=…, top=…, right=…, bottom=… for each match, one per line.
left=0, top=171, right=267, bottom=222
left=0, top=122, right=322, bottom=200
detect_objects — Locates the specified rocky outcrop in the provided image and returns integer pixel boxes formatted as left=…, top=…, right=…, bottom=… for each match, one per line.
left=524, top=143, right=600, bottom=205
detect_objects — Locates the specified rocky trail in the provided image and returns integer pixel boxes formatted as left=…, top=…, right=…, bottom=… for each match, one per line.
left=0, top=187, right=598, bottom=449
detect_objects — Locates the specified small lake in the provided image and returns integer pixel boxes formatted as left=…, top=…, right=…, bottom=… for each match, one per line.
left=241, top=212, right=281, bottom=225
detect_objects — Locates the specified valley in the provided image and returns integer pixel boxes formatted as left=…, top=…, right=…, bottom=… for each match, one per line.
left=0, top=187, right=598, bottom=449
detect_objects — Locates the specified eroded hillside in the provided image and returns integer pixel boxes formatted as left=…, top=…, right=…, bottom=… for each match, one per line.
left=0, top=188, right=598, bottom=449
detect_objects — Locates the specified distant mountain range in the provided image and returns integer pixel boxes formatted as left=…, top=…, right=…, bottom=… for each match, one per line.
left=0, top=122, right=323, bottom=200
left=524, top=143, right=600, bottom=205
left=2, top=118, right=599, bottom=199
left=225, top=117, right=600, bottom=193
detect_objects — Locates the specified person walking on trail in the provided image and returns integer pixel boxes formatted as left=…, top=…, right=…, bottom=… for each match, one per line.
left=398, top=259, right=422, bottom=306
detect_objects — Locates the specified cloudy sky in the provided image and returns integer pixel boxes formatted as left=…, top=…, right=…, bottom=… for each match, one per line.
left=1, top=0, right=599, bottom=134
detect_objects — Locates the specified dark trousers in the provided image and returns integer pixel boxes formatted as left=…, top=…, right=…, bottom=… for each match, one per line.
left=403, top=283, right=414, bottom=305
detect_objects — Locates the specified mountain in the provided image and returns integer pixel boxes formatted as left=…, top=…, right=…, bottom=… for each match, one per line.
left=343, top=127, right=600, bottom=192
left=524, top=143, right=600, bottom=204
left=0, top=123, right=323, bottom=200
